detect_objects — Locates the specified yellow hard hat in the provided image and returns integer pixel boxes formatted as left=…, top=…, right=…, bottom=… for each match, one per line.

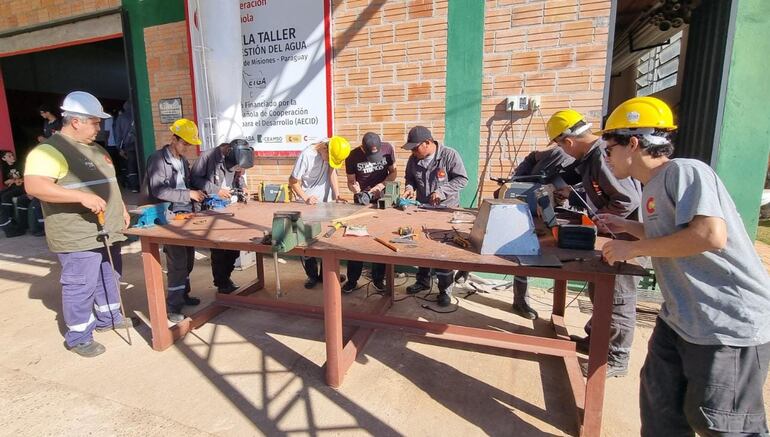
left=169, top=118, right=202, bottom=145
left=601, top=96, right=676, bottom=133
left=546, top=109, right=589, bottom=142
left=327, top=135, right=351, bottom=169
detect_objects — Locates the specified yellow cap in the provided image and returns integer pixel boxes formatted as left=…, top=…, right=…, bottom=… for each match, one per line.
left=327, top=135, right=351, bottom=169
left=546, top=109, right=589, bottom=142
left=169, top=118, right=202, bottom=145
left=601, top=96, right=676, bottom=133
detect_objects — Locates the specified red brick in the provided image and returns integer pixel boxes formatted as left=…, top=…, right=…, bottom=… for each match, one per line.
left=408, top=0, right=433, bottom=19
left=407, top=82, right=432, bottom=101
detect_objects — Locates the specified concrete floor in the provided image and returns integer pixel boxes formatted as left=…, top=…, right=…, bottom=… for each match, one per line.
left=1, top=233, right=768, bottom=436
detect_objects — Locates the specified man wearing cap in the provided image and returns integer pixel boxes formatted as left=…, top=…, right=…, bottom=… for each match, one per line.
left=191, top=139, right=252, bottom=294
left=547, top=109, right=642, bottom=378
left=146, top=118, right=207, bottom=323
left=599, top=96, right=770, bottom=436
left=24, top=91, right=134, bottom=357
left=402, top=126, right=468, bottom=307
left=343, top=132, right=397, bottom=293
left=289, top=136, right=351, bottom=288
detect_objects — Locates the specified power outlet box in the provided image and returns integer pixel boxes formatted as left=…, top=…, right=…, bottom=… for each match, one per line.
left=506, top=95, right=529, bottom=112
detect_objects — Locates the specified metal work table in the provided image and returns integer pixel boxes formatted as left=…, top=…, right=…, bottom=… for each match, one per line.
left=125, top=202, right=646, bottom=436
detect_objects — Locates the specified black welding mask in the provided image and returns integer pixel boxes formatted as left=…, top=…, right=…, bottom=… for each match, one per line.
left=226, top=139, right=254, bottom=170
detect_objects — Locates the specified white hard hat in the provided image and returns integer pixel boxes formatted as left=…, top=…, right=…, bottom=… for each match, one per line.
left=60, top=91, right=111, bottom=118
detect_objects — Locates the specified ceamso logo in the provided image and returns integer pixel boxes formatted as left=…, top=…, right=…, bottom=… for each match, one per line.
left=261, top=136, right=283, bottom=143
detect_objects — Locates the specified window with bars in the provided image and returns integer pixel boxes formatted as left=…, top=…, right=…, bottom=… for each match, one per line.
left=636, top=31, right=683, bottom=96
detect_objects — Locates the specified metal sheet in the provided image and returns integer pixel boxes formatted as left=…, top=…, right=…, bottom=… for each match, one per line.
left=297, top=203, right=367, bottom=223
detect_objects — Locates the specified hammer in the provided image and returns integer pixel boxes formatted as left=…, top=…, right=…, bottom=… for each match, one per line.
left=96, top=211, right=132, bottom=345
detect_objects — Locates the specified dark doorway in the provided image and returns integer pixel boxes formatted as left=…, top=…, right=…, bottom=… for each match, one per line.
left=0, top=37, right=130, bottom=160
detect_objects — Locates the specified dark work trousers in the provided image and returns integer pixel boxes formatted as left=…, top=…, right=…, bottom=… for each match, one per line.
left=513, top=276, right=529, bottom=305
left=640, top=318, right=770, bottom=436
left=301, top=256, right=321, bottom=280
left=346, top=261, right=385, bottom=285
left=416, top=267, right=454, bottom=294
left=583, top=274, right=638, bottom=367
left=57, top=245, right=125, bottom=347
left=211, top=249, right=239, bottom=287
left=0, top=185, right=24, bottom=235
left=164, top=245, right=194, bottom=312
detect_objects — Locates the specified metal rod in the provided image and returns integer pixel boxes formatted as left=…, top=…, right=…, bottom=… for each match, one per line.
left=96, top=212, right=131, bottom=345
left=273, top=252, right=282, bottom=297
left=103, top=242, right=132, bottom=345
left=568, top=186, right=618, bottom=239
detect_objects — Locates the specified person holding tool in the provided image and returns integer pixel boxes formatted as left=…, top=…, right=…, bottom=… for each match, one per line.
left=598, top=96, right=770, bottom=436
left=401, top=126, right=468, bottom=307
left=288, top=136, right=351, bottom=289
left=146, top=118, right=207, bottom=323
left=24, top=91, right=134, bottom=357
left=343, top=132, right=397, bottom=293
left=547, top=109, right=642, bottom=377
left=190, top=138, right=253, bottom=294
left=500, top=147, right=576, bottom=320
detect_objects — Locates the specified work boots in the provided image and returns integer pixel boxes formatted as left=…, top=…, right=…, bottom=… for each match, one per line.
left=69, top=340, right=106, bottom=358
left=406, top=281, right=431, bottom=294
left=216, top=280, right=239, bottom=294
left=437, top=291, right=452, bottom=307
left=512, top=301, right=539, bottom=320
left=167, top=311, right=185, bottom=323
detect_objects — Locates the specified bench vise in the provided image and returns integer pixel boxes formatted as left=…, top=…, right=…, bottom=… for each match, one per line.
left=129, top=202, right=172, bottom=228
left=271, top=211, right=321, bottom=253
left=377, top=181, right=401, bottom=209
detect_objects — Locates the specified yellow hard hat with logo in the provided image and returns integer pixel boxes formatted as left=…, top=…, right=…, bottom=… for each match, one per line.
left=546, top=109, right=590, bottom=142
left=169, top=118, right=202, bottom=145
left=327, top=135, right=351, bottom=169
left=601, top=96, right=677, bottom=133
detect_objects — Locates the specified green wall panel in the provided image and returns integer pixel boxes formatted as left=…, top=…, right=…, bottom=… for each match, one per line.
left=444, top=0, right=485, bottom=207
left=714, top=0, right=770, bottom=237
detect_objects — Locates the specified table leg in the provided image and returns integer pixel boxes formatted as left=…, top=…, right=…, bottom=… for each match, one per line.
left=581, top=275, right=614, bottom=436
left=140, top=238, right=173, bottom=351
left=322, top=254, right=344, bottom=388
left=255, top=253, right=265, bottom=290
left=386, top=264, right=395, bottom=304
left=553, top=279, right=567, bottom=317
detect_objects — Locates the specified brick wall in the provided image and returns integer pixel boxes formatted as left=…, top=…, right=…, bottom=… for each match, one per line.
left=0, top=0, right=120, bottom=32
left=144, top=22, right=197, bottom=160
left=478, top=0, right=610, bottom=200
left=242, top=0, right=450, bottom=196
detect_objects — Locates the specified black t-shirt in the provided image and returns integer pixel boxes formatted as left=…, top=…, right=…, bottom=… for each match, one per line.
left=345, top=142, right=395, bottom=191
left=43, top=118, right=62, bottom=138
left=1, top=160, right=22, bottom=186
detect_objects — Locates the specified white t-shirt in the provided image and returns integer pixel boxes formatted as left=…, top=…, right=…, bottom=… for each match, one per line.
left=291, top=145, right=333, bottom=202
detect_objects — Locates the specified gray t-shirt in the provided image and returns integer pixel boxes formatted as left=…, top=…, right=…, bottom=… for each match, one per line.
left=291, top=145, right=333, bottom=202
left=642, top=158, right=770, bottom=346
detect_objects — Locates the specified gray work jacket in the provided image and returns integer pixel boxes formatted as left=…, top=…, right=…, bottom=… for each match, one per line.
left=576, top=140, right=641, bottom=220
left=404, top=144, right=468, bottom=208
left=146, top=145, right=193, bottom=213
left=190, top=146, right=235, bottom=195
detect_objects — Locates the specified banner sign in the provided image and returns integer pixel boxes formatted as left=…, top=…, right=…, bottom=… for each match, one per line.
left=240, top=0, right=332, bottom=154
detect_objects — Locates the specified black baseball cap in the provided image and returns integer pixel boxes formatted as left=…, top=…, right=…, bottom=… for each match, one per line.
left=362, top=132, right=384, bottom=163
left=402, top=125, right=433, bottom=150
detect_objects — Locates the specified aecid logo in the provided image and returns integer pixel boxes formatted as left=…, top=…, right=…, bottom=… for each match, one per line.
left=286, top=134, right=302, bottom=143
left=646, top=197, right=656, bottom=214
